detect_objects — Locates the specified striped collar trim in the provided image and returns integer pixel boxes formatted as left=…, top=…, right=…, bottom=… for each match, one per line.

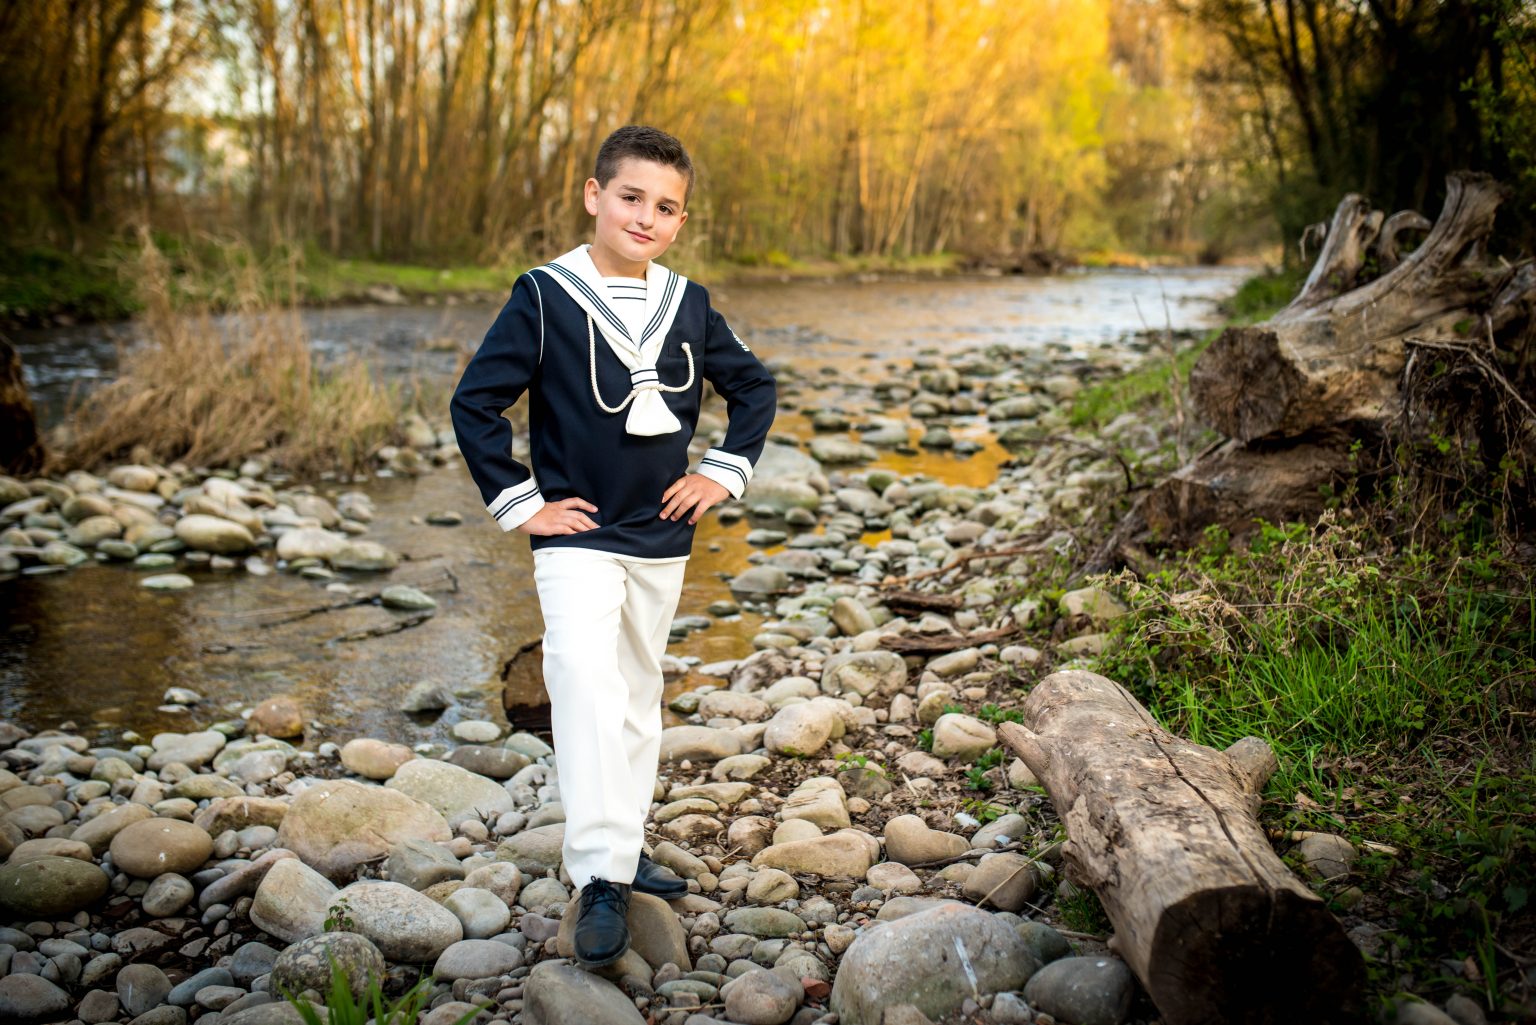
left=539, top=245, right=687, bottom=359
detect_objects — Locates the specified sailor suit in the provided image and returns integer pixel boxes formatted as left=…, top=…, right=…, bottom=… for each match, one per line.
left=450, top=245, right=776, bottom=888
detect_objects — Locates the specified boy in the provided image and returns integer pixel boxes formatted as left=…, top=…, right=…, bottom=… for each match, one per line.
left=450, top=125, right=777, bottom=968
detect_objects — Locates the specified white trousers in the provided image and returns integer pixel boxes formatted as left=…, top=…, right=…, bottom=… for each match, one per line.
left=532, top=548, right=687, bottom=892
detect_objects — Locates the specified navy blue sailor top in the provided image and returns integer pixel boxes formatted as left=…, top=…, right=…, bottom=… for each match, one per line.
left=449, top=268, right=777, bottom=560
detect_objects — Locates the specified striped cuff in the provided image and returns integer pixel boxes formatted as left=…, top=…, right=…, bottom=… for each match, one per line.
left=696, top=448, right=754, bottom=500
left=488, top=478, right=546, bottom=532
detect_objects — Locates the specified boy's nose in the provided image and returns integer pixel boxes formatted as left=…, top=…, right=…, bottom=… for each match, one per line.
left=633, top=204, right=654, bottom=228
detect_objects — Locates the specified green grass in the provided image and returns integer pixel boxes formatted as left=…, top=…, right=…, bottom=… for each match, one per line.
left=1221, top=265, right=1306, bottom=321
left=1091, top=518, right=1535, bottom=1009
left=283, top=956, right=481, bottom=1025
left=301, top=251, right=521, bottom=302
left=0, top=243, right=141, bottom=322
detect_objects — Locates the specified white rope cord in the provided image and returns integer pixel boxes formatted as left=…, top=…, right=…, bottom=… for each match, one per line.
left=587, top=314, right=694, bottom=414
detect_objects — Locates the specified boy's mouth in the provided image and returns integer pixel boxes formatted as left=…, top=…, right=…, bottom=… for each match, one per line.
left=626, top=230, right=654, bottom=243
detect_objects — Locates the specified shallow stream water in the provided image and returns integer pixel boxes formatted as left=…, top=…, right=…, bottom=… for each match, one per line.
left=3, top=267, right=1250, bottom=744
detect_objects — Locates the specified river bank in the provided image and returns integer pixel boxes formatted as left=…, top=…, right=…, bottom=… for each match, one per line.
left=1, top=234, right=1253, bottom=330
left=2, top=270, right=1529, bottom=1025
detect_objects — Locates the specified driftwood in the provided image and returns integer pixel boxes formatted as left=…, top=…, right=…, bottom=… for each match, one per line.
left=1097, top=172, right=1536, bottom=558
left=998, top=670, right=1364, bottom=1025
left=877, top=626, right=1014, bottom=655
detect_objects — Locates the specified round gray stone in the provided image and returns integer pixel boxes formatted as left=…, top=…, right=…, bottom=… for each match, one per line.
left=432, top=938, right=524, bottom=981
left=0, top=974, right=71, bottom=1021
left=117, top=962, right=172, bottom=1016
left=0, top=855, right=110, bottom=917
left=142, top=872, right=195, bottom=917
left=1022, top=955, right=1135, bottom=1025
left=830, top=903, right=1042, bottom=1025
left=523, top=960, right=645, bottom=1025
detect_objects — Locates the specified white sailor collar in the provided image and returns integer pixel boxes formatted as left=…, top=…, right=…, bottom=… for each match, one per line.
left=540, top=245, right=686, bottom=361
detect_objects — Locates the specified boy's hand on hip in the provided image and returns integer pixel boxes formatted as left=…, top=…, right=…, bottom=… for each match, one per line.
left=660, top=474, right=730, bottom=525
left=519, top=497, right=599, bottom=535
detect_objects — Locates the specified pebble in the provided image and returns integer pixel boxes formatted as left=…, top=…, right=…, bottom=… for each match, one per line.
left=1296, top=833, right=1357, bottom=881
left=724, top=908, right=808, bottom=938
left=142, top=872, right=195, bottom=916
left=117, top=962, right=173, bottom=1016
left=142, top=573, right=195, bottom=590
left=381, top=584, right=437, bottom=610
left=168, top=967, right=234, bottom=1006
left=444, top=887, right=512, bottom=938
left=883, top=815, right=970, bottom=865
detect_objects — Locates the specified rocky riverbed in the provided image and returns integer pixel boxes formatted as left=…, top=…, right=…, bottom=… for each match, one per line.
left=1, top=273, right=1466, bottom=1025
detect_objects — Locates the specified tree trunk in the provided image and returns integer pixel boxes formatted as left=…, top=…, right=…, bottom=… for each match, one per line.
left=1188, top=172, right=1518, bottom=443
left=997, top=670, right=1364, bottom=1025
left=1111, top=172, right=1536, bottom=553
left=0, top=337, right=45, bottom=476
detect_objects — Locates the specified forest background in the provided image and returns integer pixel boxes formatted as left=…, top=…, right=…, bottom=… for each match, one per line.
left=2, top=0, right=1534, bottom=323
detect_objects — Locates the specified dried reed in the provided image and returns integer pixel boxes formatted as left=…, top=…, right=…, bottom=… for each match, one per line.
left=58, top=236, right=405, bottom=478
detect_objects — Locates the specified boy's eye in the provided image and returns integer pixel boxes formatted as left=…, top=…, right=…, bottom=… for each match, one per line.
left=659, top=206, right=674, bottom=216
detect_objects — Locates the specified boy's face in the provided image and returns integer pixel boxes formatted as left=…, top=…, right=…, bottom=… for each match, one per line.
left=584, top=157, right=689, bottom=274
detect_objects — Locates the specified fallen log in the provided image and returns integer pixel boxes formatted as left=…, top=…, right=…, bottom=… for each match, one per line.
left=997, top=670, right=1364, bottom=1025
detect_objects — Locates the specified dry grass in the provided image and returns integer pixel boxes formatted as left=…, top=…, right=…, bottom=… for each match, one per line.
left=57, top=236, right=406, bottom=478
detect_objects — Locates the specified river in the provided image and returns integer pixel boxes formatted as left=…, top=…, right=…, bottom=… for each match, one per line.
left=2, top=266, right=1251, bottom=745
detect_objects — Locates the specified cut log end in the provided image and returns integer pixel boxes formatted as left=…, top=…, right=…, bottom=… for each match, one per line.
left=1188, top=327, right=1306, bottom=442
left=1147, top=887, right=1366, bottom=1025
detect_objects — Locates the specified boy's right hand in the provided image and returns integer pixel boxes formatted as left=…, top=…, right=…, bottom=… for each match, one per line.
left=518, top=497, right=599, bottom=535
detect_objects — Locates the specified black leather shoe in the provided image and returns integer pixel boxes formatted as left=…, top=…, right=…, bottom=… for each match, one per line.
left=573, top=877, right=631, bottom=968
left=632, top=853, right=688, bottom=900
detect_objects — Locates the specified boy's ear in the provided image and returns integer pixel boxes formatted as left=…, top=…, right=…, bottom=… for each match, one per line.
left=583, top=177, right=601, bottom=216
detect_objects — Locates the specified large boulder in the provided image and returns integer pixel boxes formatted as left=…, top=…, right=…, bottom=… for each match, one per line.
left=331, top=880, right=464, bottom=963
left=271, top=932, right=385, bottom=999
left=831, top=903, right=1042, bottom=1025
left=109, top=818, right=214, bottom=878
left=385, top=759, right=514, bottom=825
left=523, top=960, right=646, bottom=1025
left=0, top=855, right=109, bottom=917
left=275, top=780, right=450, bottom=881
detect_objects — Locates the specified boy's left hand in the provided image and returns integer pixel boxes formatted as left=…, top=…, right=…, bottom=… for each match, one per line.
left=659, top=474, right=731, bottom=524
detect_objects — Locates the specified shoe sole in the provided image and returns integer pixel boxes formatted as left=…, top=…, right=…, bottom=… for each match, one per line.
left=633, top=884, right=687, bottom=900
left=575, top=946, right=627, bottom=969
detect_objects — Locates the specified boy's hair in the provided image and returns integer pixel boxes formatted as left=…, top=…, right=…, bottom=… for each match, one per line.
left=595, top=125, right=695, bottom=206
